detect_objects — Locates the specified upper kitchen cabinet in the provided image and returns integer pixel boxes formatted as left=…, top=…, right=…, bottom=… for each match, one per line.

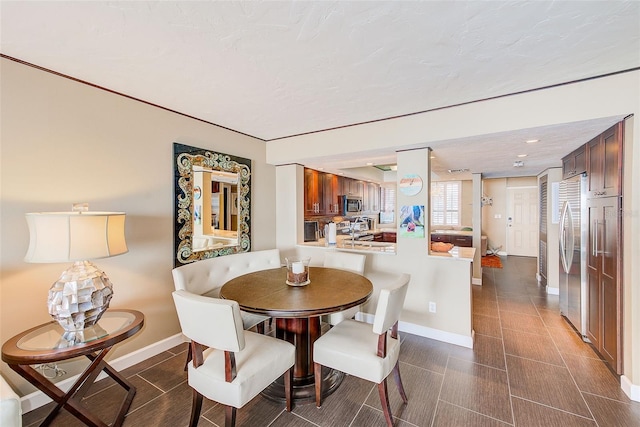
left=562, top=144, right=586, bottom=179
left=341, top=178, right=364, bottom=199
left=587, top=122, right=623, bottom=198
left=323, top=173, right=341, bottom=215
left=304, top=168, right=323, bottom=215
left=364, top=182, right=381, bottom=213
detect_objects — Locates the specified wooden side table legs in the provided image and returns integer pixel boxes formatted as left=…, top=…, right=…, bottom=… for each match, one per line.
left=9, top=347, right=136, bottom=427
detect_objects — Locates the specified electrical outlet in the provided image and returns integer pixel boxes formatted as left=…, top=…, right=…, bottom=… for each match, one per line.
left=428, top=301, right=436, bottom=313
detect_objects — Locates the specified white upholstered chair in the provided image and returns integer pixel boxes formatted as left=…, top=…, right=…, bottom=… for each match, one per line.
left=313, top=273, right=410, bottom=427
left=172, top=290, right=295, bottom=427
left=172, top=249, right=280, bottom=367
left=322, top=251, right=366, bottom=326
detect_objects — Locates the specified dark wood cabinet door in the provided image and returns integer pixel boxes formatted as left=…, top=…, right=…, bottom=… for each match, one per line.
left=304, top=168, right=322, bottom=215
left=600, top=197, right=621, bottom=371
left=586, top=196, right=622, bottom=373
left=322, top=173, right=340, bottom=215
left=562, top=145, right=586, bottom=179
left=587, top=123, right=622, bottom=198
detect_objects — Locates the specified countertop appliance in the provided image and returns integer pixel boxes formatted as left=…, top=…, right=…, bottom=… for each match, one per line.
left=303, top=220, right=319, bottom=242
left=340, top=195, right=363, bottom=215
left=559, top=173, right=588, bottom=340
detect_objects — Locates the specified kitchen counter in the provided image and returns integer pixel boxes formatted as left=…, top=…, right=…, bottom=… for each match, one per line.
left=299, top=235, right=396, bottom=254
left=429, top=246, right=476, bottom=261
left=299, top=233, right=475, bottom=259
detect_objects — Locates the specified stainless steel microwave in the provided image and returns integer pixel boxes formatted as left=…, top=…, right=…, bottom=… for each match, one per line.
left=340, top=195, right=363, bottom=215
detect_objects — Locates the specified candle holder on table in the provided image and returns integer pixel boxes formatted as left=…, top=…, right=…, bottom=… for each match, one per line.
left=285, top=257, right=311, bottom=286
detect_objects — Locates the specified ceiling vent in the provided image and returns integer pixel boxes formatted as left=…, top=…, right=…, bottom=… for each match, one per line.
left=447, top=168, right=470, bottom=174
left=513, top=161, right=524, bottom=167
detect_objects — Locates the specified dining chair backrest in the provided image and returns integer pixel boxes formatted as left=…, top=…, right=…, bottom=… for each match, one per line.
left=172, top=249, right=281, bottom=296
left=323, top=251, right=365, bottom=274
left=372, top=273, right=410, bottom=335
left=172, top=290, right=245, bottom=352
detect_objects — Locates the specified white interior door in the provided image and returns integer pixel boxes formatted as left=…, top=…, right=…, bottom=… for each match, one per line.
left=507, top=186, right=538, bottom=257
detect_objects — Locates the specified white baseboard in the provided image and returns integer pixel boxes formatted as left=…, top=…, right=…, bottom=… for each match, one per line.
left=546, top=286, right=560, bottom=295
left=20, top=333, right=185, bottom=413
left=622, top=375, right=640, bottom=402
left=472, top=277, right=482, bottom=286
left=399, top=321, right=474, bottom=348
left=357, top=313, right=473, bottom=348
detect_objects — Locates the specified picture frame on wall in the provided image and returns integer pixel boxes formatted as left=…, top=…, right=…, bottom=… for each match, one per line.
left=398, top=205, right=425, bottom=238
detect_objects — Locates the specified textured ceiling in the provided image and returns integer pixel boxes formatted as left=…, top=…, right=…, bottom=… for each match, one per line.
left=1, top=1, right=639, bottom=178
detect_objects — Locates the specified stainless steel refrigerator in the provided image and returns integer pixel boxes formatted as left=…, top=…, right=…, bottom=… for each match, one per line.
left=558, top=173, right=588, bottom=340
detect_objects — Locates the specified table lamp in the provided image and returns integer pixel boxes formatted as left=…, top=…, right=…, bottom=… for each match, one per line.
left=24, top=210, right=128, bottom=337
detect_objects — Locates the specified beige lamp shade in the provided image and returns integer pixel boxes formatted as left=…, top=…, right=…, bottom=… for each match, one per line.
left=24, top=211, right=128, bottom=337
left=25, top=212, right=128, bottom=263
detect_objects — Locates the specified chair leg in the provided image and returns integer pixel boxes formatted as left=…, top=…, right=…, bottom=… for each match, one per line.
left=189, top=389, right=203, bottom=427
left=392, top=361, right=408, bottom=403
left=225, top=405, right=236, bottom=427
left=284, top=367, right=293, bottom=412
left=314, top=362, right=323, bottom=408
left=378, top=378, right=394, bottom=427
left=184, top=343, right=193, bottom=371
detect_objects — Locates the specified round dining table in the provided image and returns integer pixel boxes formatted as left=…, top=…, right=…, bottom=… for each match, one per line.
left=219, top=265, right=372, bottom=402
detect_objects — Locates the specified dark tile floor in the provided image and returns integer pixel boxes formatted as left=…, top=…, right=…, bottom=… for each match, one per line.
left=23, top=256, right=640, bottom=426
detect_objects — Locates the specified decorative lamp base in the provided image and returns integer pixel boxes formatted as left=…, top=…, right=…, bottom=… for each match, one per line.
left=48, top=261, right=113, bottom=332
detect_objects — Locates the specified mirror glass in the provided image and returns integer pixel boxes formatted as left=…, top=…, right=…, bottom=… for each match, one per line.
left=173, top=143, right=251, bottom=266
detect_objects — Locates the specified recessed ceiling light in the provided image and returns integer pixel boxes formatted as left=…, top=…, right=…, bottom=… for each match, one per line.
left=317, top=167, right=324, bottom=171
left=517, top=154, right=528, bottom=158
left=366, top=162, right=373, bottom=166
left=525, top=139, right=539, bottom=144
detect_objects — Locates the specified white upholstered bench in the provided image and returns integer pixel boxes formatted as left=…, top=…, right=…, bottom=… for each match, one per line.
left=172, top=249, right=282, bottom=332
left=1, top=374, right=21, bottom=427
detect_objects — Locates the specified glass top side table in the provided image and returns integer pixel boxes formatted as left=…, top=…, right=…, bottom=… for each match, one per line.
left=1, top=309, right=144, bottom=427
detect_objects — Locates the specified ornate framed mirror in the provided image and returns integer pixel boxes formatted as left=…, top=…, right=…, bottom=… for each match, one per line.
left=173, top=143, right=251, bottom=266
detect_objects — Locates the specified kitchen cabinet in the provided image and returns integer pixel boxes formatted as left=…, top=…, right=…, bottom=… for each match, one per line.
left=364, top=182, right=380, bottom=213
left=322, top=173, right=341, bottom=215
left=341, top=178, right=364, bottom=199
left=587, top=122, right=622, bottom=198
left=381, top=232, right=396, bottom=243
left=304, top=168, right=323, bottom=215
left=562, top=144, right=586, bottom=179
left=430, top=232, right=472, bottom=247
left=586, top=196, right=622, bottom=373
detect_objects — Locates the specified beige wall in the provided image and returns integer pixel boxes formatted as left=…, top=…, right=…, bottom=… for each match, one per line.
left=461, top=180, right=473, bottom=226
left=0, top=58, right=277, bottom=393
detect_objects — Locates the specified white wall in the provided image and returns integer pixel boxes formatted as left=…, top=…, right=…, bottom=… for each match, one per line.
left=0, top=58, right=277, bottom=394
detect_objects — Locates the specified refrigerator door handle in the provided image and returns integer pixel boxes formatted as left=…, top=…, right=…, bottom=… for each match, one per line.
left=592, top=220, right=598, bottom=256
left=559, top=201, right=572, bottom=273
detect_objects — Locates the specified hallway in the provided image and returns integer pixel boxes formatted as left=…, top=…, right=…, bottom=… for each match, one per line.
left=23, top=256, right=640, bottom=426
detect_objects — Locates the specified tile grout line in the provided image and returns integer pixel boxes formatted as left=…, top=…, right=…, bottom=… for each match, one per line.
left=493, top=267, right=517, bottom=426
left=534, top=297, right=601, bottom=426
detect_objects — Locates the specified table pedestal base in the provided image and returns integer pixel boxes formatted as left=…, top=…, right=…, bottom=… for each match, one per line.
left=262, top=317, right=343, bottom=403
